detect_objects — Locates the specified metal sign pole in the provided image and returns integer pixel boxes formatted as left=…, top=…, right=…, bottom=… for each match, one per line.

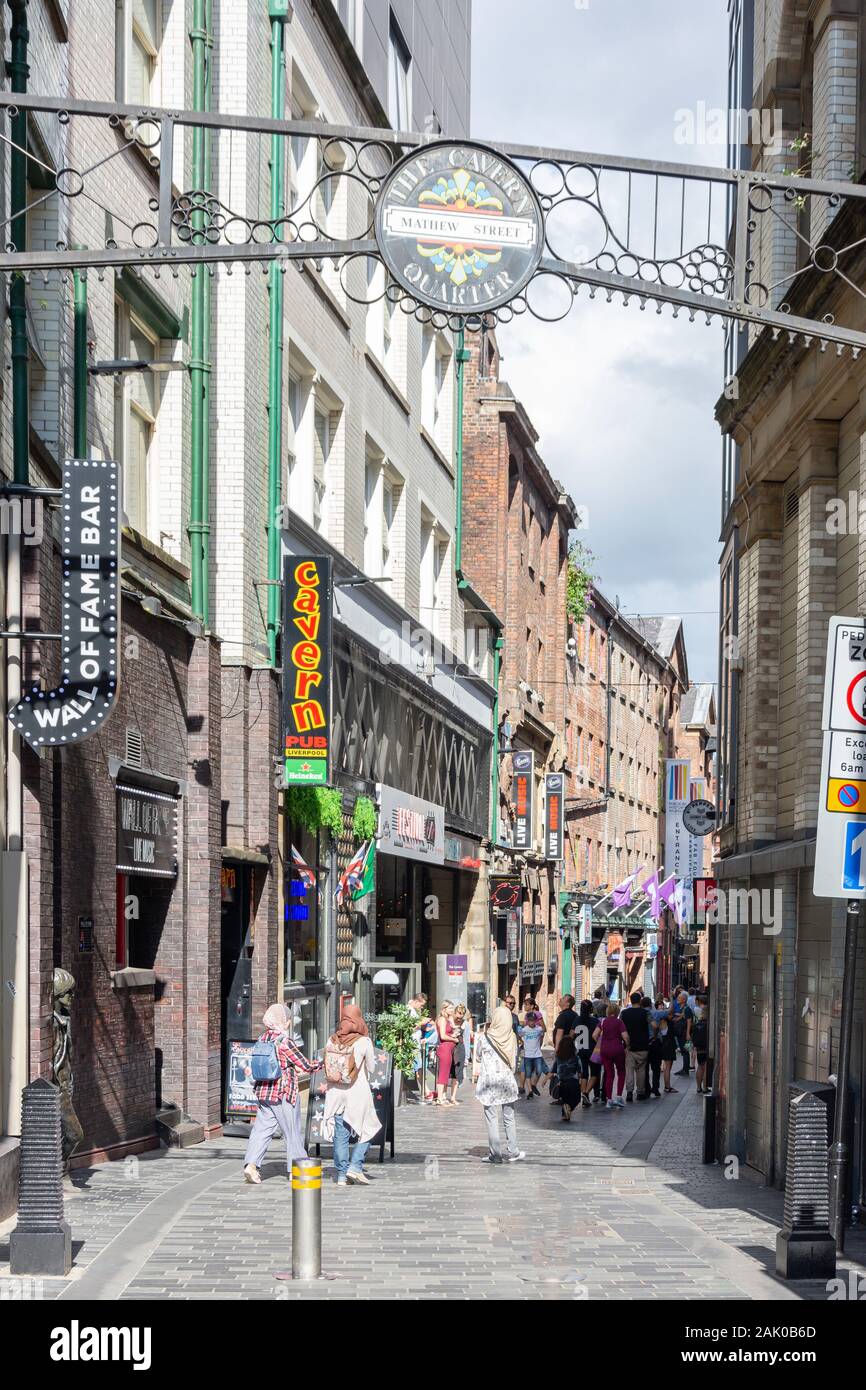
left=829, top=899, right=860, bottom=1251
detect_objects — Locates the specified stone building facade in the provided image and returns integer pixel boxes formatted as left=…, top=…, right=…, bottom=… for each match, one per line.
left=716, top=0, right=866, bottom=1200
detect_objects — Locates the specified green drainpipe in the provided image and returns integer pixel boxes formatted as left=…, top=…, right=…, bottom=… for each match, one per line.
left=7, top=0, right=29, bottom=485
left=73, top=264, right=88, bottom=456
left=454, top=328, right=470, bottom=582
left=200, top=0, right=213, bottom=623
left=187, top=0, right=210, bottom=622
left=266, top=0, right=287, bottom=667
left=490, top=632, right=503, bottom=842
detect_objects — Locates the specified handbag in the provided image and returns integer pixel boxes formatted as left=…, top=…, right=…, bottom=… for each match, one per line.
left=590, top=1048, right=602, bottom=1065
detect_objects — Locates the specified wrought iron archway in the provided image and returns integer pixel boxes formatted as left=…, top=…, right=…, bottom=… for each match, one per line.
left=2, top=92, right=866, bottom=353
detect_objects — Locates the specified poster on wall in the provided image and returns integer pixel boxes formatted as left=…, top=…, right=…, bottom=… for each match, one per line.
left=512, top=750, right=534, bottom=849
left=283, top=555, right=332, bottom=785
left=116, top=783, right=178, bottom=879
left=224, top=1040, right=258, bottom=1118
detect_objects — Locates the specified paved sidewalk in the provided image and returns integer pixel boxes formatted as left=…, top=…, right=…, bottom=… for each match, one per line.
left=1, top=1074, right=864, bottom=1301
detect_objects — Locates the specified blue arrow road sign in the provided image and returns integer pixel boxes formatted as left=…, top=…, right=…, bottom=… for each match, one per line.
left=843, top=821, right=866, bottom=891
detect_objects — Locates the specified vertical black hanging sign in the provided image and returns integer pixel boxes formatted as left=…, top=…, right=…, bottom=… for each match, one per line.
left=8, top=458, right=120, bottom=749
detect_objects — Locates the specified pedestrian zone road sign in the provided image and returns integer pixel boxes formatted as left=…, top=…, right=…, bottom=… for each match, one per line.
left=822, top=617, right=866, bottom=732
left=815, top=617, right=866, bottom=897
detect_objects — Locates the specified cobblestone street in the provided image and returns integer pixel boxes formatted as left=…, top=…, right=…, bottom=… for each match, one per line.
left=3, top=1078, right=865, bottom=1302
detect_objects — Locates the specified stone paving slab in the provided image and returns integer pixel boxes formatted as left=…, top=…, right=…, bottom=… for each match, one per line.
left=2, top=1075, right=865, bottom=1301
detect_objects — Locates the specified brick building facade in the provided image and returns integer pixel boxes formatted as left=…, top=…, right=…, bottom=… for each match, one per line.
left=562, top=596, right=694, bottom=1003
left=461, top=328, right=576, bottom=1026
left=0, top=0, right=485, bottom=1212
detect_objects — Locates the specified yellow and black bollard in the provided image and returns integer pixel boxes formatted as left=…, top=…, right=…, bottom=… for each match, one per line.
left=290, top=1157, right=322, bottom=1280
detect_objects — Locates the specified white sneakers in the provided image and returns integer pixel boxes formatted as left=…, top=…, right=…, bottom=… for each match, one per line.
left=346, top=1170, right=370, bottom=1185
left=243, top=1164, right=262, bottom=1184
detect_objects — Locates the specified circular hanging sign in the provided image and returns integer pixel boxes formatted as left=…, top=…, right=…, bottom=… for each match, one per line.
left=682, top=798, right=717, bottom=837
left=374, top=140, right=544, bottom=314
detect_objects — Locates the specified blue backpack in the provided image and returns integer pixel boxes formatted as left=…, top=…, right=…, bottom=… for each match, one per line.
left=250, top=1039, right=281, bottom=1082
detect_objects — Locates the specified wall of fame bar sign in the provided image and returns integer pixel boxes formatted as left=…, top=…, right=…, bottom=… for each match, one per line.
left=375, top=141, right=543, bottom=314
left=8, top=458, right=120, bottom=750
left=283, top=556, right=332, bottom=785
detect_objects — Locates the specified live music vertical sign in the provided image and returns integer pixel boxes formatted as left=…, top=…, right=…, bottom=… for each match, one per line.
left=283, top=556, right=332, bottom=785
left=512, top=750, right=534, bottom=850
left=544, top=772, right=564, bottom=861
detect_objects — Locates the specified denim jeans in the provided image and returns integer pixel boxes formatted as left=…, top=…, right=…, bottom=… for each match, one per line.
left=333, top=1112, right=371, bottom=1177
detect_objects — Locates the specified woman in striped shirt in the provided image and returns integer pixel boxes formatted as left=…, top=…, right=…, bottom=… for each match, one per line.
left=243, top=1003, right=317, bottom=1185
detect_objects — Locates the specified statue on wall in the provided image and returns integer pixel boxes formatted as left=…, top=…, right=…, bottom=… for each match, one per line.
left=52, top=968, right=84, bottom=1168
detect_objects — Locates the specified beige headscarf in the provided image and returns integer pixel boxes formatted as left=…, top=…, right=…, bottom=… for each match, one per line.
left=485, top=1005, right=517, bottom=1069
left=263, top=1003, right=290, bottom=1033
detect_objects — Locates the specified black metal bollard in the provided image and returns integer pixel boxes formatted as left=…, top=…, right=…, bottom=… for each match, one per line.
left=10, top=1078, right=72, bottom=1276
left=776, top=1089, right=836, bottom=1280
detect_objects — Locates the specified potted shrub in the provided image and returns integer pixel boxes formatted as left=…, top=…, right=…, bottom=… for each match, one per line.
left=375, top=1003, right=423, bottom=1105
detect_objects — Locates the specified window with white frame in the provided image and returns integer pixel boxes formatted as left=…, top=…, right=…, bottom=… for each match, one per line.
left=363, top=451, right=401, bottom=582
left=420, top=510, right=448, bottom=631
left=289, top=68, right=318, bottom=215
left=387, top=12, right=411, bottom=129
left=313, top=406, right=334, bottom=537
left=382, top=468, right=398, bottom=577
left=116, top=0, right=162, bottom=105
left=114, top=298, right=161, bottom=536
left=421, top=325, right=452, bottom=447
left=334, top=0, right=361, bottom=53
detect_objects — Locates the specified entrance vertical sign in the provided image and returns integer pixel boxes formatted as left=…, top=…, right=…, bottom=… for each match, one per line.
left=283, top=556, right=332, bottom=785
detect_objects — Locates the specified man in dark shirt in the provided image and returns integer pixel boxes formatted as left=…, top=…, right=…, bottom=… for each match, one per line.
left=552, top=994, right=579, bottom=1050
left=620, top=991, right=651, bottom=1102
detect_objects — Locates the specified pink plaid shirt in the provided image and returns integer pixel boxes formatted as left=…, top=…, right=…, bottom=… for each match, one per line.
left=253, top=1028, right=317, bottom=1106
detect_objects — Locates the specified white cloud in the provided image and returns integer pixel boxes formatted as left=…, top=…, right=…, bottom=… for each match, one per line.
left=471, top=0, right=729, bottom=682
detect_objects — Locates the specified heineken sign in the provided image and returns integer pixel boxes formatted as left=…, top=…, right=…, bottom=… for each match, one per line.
left=283, top=555, right=332, bottom=785
left=9, top=458, right=120, bottom=750
left=375, top=141, right=543, bottom=314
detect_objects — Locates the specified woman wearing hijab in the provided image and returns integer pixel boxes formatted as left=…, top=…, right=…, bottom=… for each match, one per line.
left=322, top=1003, right=382, bottom=1186
left=471, top=1006, right=525, bottom=1163
left=243, top=1003, right=317, bottom=1185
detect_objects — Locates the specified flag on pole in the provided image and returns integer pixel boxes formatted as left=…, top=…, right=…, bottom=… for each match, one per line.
left=611, top=868, right=643, bottom=910
left=337, top=840, right=375, bottom=902
left=672, top=879, right=689, bottom=927
left=640, top=870, right=662, bottom=919
left=290, top=844, right=316, bottom=892
left=658, top=874, right=678, bottom=912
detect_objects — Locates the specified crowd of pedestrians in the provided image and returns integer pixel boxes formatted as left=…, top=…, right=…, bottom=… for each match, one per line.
left=239, top=983, right=709, bottom=1183
left=544, top=987, right=710, bottom=1120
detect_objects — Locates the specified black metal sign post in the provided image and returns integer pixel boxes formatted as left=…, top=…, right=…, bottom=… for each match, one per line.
left=828, top=898, right=860, bottom=1251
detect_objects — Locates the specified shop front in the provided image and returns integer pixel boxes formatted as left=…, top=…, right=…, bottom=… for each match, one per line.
left=359, top=783, right=446, bottom=1020
left=283, top=819, right=334, bottom=1059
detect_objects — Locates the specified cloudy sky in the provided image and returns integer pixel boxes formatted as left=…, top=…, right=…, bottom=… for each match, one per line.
left=470, top=0, right=729, bottom=684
